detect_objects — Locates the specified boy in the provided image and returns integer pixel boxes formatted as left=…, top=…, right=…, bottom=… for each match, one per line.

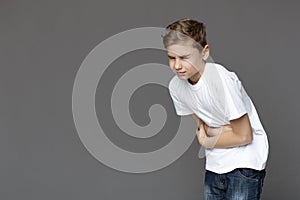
left=162, top=18, right=269, bottom=199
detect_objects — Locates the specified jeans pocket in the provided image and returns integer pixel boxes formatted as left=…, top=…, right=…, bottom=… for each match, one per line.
left=236, top=168, right=263, bottom=182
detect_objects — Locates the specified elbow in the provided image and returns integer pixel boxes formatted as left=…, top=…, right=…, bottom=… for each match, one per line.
left=241, top=132, right=253, bottom=145
left=239, top=126, right=253, bottom=145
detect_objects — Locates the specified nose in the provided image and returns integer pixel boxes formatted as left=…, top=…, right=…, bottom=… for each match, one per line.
left=174, top=59, right=182, bottom=70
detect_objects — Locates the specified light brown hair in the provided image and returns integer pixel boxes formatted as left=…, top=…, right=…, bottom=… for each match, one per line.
left=162, top=18, right=207, bottom=51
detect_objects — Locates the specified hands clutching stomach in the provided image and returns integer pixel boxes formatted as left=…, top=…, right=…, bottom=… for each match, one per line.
left=196, top=118, right=233, bottom=148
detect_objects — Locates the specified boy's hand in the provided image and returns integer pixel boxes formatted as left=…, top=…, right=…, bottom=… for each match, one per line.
left=193, top=113, right=252, bottom=148
left=196, top=123, right=207, bottom=147
left=196, top=123, right=233, bottom=148
left=203, top=124, right=233, bottom=137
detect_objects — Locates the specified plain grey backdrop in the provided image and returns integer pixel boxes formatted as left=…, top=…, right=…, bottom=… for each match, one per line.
left=1, top=0, right=299, bottom=199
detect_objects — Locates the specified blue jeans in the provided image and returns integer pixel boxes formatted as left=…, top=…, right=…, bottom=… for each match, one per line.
left=204, top=168, right=266, bottom=200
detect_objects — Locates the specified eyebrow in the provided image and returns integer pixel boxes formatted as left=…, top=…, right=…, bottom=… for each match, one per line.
left=167, top=54, right=190, bottom=58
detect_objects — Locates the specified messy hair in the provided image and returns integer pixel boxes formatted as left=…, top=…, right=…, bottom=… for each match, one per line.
left=162, top=18, right=207, bottom=51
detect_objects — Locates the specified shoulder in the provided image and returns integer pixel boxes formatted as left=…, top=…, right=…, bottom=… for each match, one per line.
left=212, top=63, right=241, bottom=82
left=205, top=63, right=243, bottom=93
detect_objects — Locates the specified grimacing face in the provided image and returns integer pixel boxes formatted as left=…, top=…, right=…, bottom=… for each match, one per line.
left=166, top=41, right=208, bottom=83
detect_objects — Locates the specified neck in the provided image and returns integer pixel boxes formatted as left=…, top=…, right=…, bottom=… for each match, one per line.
left=188, top=62, right=206, bottom=85
left=188, top=72, right=201, bottom=85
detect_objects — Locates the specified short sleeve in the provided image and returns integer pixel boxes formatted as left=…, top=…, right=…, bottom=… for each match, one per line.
left=222, top=73, right=247, bottom=121
left=168, top=79, right=193, bottom=116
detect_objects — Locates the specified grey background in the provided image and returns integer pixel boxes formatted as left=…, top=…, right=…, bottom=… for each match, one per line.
left=1, top=0, right=299, bottom=199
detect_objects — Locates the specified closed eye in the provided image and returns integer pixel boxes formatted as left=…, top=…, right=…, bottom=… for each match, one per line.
left=168, top=56, right=189, bottom=60
left=180, top=56, right=189, bottom=59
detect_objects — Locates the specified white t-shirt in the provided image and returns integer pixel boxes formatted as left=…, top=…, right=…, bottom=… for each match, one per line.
left=169, top=62, right=269, bottom=174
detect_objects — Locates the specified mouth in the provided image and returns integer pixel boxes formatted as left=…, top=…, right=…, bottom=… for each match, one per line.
left=176, top=71, right=186, bottom=76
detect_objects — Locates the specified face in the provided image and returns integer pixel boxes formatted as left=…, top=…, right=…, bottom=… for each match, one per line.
left=167, top=41, right=208, bottom=82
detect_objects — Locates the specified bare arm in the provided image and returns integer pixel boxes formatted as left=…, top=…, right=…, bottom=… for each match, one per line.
left=192, top=114, right=253, bottom=148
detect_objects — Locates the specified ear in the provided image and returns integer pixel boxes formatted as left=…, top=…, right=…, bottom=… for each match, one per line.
left=202, top=45, right=210, bottom=61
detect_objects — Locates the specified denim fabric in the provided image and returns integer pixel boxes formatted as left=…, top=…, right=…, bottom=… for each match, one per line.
left=204, top=168, right=266, bottom=200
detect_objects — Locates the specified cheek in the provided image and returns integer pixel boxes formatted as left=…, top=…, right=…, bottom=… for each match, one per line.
left=184, top=62, right=197, bottom=72
left=168, top=60, right=175, bottom=69
left=189, top=59, right=203, bottom=72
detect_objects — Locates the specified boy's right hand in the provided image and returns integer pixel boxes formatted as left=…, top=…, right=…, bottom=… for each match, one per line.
left=191, top=113, right=232, bottom=136
left=204, top=124, right=233, bottom=137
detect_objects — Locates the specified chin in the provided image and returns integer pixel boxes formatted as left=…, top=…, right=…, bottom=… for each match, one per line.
left=177, top=75, right=188, bottom=80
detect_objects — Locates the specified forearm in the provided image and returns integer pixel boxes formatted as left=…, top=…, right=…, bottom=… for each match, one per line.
left=196, top=113, right=253, bottom=149
left=200, top=129, right=252, bottom=149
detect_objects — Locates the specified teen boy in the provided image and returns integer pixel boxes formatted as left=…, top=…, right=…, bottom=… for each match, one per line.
left=163, top=18, right=269, bottom=200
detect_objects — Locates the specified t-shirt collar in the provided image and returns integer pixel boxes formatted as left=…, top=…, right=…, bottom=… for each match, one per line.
left=185, top=62, right=208, bottom=90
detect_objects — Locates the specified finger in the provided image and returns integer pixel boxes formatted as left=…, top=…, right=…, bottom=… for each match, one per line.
left=196, top=126, right=200, bottom=135
left=196, top=118, right=200, bottom=126
left=199, top=124, right=206, bottom=136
